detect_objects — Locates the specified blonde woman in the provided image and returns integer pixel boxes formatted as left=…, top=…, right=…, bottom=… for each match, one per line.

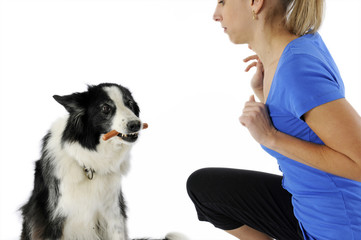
left=187, top=0, right=361, bottom=239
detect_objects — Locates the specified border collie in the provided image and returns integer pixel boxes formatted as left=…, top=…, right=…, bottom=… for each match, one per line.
left=20, top=83, right=184, bottom=240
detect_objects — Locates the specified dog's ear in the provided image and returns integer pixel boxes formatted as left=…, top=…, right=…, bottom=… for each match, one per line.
left=53, top=93, right=86, bottom=114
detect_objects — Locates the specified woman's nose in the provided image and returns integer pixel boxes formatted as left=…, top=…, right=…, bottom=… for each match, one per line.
left=213, top=6, right=222, bottom=22
left=213, top=14, right=222, bottom=22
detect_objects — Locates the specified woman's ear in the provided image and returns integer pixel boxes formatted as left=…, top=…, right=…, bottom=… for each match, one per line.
left=251, top=0, right=264, bottom=15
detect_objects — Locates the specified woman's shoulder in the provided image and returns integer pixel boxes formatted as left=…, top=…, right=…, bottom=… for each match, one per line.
left=277, top=32, right=340, bottom=79
left=281, top=33, right=330, bottom=64
left=287, top=33, right=323, bottom=51
left=272, top=33, right=345, bottom=115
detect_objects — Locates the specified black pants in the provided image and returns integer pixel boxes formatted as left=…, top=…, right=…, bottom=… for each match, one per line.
left=186, top=168, right=304, bottom=240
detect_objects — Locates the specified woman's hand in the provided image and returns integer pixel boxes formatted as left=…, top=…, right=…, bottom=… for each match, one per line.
left=239, top=95, right=277, bottom=146
left=243, top=54, right=264, bottom=93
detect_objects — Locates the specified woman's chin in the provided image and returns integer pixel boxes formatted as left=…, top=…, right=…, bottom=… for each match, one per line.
left=227, top=34, right=247, bottom=45
left=229, top=37, right=246, bottom=45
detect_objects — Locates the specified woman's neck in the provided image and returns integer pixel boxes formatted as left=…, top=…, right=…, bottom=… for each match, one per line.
left=249, top=25, right=298, bottom=70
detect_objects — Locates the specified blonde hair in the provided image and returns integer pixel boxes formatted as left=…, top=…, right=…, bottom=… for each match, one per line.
left=283, top=0, right=324, bottom=36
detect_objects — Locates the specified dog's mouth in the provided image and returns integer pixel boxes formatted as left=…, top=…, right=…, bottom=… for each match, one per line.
left=103, top=123, right=148, bottom=143
left=117, top=132, right=139, bottom=143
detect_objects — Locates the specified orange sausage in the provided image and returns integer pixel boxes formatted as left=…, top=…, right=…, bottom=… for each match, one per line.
left=102, top=123, right=149, bottom=141
left=102, top=130, right=119, bottom=141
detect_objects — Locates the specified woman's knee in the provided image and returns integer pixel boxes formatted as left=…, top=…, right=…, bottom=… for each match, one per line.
left=186, top=168, right=212, bottom=196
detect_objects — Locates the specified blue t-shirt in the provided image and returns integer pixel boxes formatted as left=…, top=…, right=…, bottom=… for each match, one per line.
left=261, top=33, right=361, bottom=240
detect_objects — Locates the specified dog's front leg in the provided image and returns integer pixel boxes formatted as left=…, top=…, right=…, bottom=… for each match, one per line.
left=102, top=192, right=128, bottom=240
left=109, top=222, right=127, bottom=240
left=105, top=208, right=128, bottom=240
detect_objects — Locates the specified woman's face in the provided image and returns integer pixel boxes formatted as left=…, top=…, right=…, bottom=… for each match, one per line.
left=213, top=0, right=253, bottom=44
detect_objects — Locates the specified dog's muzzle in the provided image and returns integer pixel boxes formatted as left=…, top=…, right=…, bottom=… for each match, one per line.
left=117, top=132, right=139, bottom=143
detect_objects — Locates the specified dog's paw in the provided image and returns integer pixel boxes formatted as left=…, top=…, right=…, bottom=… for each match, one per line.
left=165, top=232, right=190, bottom=240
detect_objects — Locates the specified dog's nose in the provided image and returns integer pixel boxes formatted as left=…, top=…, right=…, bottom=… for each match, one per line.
left=127, top=120, right=141, bottom=132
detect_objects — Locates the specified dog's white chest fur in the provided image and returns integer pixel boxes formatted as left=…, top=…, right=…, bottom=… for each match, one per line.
left=58, top=174, right=126, bottom=240
left=48, top=118, right=131, bottom=240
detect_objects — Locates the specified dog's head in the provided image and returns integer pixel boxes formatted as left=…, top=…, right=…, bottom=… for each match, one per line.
left=53, top=83, right=142, bottom=150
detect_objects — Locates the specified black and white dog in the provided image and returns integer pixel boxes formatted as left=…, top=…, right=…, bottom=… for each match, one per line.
left=21, top=83, right=183, bottom=240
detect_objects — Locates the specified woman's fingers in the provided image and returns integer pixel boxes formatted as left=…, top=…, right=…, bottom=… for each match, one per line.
left=243, top=54, right=259, bottom=63
left=242, top=96, right=263, bottom=115
left=244, top=55, right=264, bottom=73
left=249, top=95, right=256, bottom=102
left=242, top=104, right=264, bottom=115
left=244, top=62, right=258, bottom=72
left=239, top=98, right=276, bottom=145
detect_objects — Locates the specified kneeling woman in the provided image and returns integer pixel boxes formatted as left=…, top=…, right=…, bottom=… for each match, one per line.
left=187, top=0, right=361, bottom=239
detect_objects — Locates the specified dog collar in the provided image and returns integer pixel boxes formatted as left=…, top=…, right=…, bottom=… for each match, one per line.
left=83, top=166, right=96, bottom=180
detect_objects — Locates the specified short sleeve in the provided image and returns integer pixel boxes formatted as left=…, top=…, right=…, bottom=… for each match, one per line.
left=277, top=54, right=345, bottom=119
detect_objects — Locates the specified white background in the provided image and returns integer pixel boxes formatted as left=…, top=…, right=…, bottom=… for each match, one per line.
left=1, top=0, right=360, bottom=239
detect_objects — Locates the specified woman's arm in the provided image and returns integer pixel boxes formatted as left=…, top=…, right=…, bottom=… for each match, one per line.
left=240, top=96, right=361, bottom=182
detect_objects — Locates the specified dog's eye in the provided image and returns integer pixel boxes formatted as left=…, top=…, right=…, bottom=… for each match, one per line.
left=101, top=104, right=112, bottom=114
